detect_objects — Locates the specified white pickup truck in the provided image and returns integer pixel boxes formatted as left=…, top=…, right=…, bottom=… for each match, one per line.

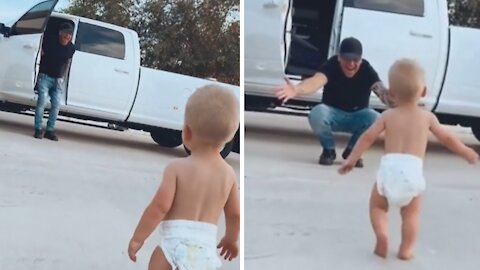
left=0, top=0, right=240, bottom=158
left=245, top=0, right=480, bottom=142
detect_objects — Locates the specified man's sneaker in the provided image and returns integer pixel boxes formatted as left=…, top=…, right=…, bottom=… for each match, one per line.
left=342, top=148, right=364, bottom=168
left=319, top=149, right=336, bottom=165
left=33, top=129, right=43, bottom=139
left=44, top=130, right=58, bottom=141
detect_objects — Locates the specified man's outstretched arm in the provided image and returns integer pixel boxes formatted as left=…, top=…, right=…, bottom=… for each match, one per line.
left=276, top=73, right=328, bottom=104
left=371, top=81, right=395, bottom=107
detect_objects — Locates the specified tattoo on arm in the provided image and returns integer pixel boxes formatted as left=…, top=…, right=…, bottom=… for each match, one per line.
left=371, top=82, right=394, bottom=107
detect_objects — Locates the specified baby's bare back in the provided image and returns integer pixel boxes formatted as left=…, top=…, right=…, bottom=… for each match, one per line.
left=164, top=156, right=235, bottom=224
left=383, top=106, right=432, bottom=159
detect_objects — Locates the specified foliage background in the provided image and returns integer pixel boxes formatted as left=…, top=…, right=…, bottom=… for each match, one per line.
left=64, top=0, right=240, bottom=85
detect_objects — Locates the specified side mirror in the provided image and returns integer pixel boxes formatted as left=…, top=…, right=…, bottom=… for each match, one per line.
left=0, top=23, right=11, bottom=37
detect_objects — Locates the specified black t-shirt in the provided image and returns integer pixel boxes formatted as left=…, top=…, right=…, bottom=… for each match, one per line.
left=39, top=38, right=75, bottom=78
left=318, top=56, right=380, bottom=112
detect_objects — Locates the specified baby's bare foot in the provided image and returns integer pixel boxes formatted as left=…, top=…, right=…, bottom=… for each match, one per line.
left=397, top=252, right=414, bottom=260
left=374, top=236, right=388, bottom=258
left=397, top=245, right=414, bottom=260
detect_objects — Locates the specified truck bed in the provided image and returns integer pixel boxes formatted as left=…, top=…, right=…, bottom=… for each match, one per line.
left=127, top=67, right=239, bottom=131
left=435, top=26, right=480, bottom=118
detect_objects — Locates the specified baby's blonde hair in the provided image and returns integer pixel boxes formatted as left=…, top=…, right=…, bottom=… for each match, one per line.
left=388, top=58, right=425, bottom=103
left=184, top=84, right=239, bottom=147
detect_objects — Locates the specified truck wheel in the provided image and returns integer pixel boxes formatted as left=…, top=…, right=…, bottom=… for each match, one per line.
left=150, top=129, right=182, bottom=148
left=472, top=126, right=480, bottom=141
left=184, top=139, right=235, bottom=159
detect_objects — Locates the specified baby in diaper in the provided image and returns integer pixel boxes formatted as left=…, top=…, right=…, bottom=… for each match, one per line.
left=339, top=59, right=478, bottom=260
left=128, top=84, right=240, bottom=269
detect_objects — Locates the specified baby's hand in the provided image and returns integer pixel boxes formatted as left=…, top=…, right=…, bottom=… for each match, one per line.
left=128, top=239, right=144, bottom=262
left=338, top=161, right=355, bottom=175
left=464, top=147, right=479, bottom=164
left=217, top=237, right=238, bottom=261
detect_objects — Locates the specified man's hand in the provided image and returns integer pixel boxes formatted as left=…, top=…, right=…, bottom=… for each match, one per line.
left=275, top=77, right=297, bottom=104
left=128, top=239, right=144, bottom=262
left=217, top=237, right=238, bottom=261
left=338, top=160, right=355, bottom=175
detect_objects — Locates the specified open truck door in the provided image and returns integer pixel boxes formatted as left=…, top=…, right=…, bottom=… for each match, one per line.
left=0, top=0, right=59, bottom=103
left=244, top=0, right=293, bottom=95
left=66, top=21, right=140, bottom=120
left=339, top=0, right=448, bottom=110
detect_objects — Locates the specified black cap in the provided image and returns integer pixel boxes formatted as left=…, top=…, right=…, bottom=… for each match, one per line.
left=339, top=37, right=362, bottom=60
left=59, top=22, right=74, bottom=34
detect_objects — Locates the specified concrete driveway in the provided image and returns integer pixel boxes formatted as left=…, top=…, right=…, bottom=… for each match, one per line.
left=245, top=111, right=480, bottom=270
left=0, top=111, right=240, bottom=270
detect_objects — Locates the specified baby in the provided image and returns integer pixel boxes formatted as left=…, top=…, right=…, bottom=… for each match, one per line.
left=339, top=59, right=478, bottom=260
left=128, top=84, right=240, bottom=269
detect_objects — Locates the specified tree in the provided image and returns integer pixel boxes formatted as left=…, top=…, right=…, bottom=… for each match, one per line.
left=63, top=0, right=240, bottom=85
left=447, top=0, right=480, bottom=28
left=64, top=0, right=136, bottom=28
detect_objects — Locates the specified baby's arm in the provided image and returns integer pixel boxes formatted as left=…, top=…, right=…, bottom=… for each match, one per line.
left=128, top=162, right=178, bottom=261
left=218, top=170, right=240, bottom=261
left=339, top=113, right=386, bottom=174
left=429, top=113, right=478, bottom=163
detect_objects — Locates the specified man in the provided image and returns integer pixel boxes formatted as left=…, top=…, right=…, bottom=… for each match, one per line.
left=34, top=22, right=75, bottom=141
left=276, top=37, right=393, bottom=167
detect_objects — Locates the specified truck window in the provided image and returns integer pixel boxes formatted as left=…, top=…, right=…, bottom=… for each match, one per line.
left=448, top=0, right=480, bottom=28
left=12, top=0, right=58, bottom=35
left=344, top=0, right=424, bottom=17
left=75, top=22, right=125, bottom=59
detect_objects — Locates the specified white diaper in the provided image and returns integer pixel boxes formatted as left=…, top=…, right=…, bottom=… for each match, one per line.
left=376, top=154, right=426, bottom=207
left=158, top=220, right=221, bottom=270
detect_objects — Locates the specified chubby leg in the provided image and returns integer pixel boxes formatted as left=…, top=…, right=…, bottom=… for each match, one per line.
left=398, top=196, right=421, bottom=260
left=148, top=246, right=172, bottom=270
left=369, top=184, right=389, bottom=258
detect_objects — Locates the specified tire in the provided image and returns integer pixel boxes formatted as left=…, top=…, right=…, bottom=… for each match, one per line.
left=150, top=129, right=182, bottom=148
left=232, top=129, right=240, bottom=154
left=472, top=126, right=480, bottom=141
left=184, top=139, right=235, bottom=159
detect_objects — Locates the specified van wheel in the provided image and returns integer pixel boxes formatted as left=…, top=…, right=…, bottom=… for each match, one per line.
left=472, top=126, right=480, bottom=141
left=150, top=129, right=182, bottom=148
left=184, top=139, right=235, bottom=159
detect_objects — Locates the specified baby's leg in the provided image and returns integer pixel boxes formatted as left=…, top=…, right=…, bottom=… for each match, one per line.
left=369, top=184, right=389, bottom=258
left=148, top=246, right=172, bottom=270
left=398, top=196, right=421, bottom=260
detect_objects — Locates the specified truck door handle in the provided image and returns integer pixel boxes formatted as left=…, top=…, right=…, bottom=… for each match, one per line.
left=23, top=44, right=34, bottom=49
left=263, top=1, right=279, bottom=9
left=114, top=68, right=129, bottom=74
left=409, top=31, right=432, bottom=39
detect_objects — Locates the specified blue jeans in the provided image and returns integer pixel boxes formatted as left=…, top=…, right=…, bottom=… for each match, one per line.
left=34, top=73, right=63, bottom=131
left=308, top=104, right=379, bottom=151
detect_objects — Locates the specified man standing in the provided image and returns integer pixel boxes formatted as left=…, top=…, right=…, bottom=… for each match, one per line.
left=276, top=37, right=393, bottom=167
left=34, top=22, right=75, bottom=141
